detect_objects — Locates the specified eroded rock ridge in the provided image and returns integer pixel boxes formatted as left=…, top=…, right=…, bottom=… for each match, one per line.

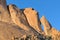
left=0, top=0, right=60, bottom=40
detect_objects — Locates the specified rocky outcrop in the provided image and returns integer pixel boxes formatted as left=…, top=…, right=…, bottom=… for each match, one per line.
left=0, top=0, right=11, bottom=23
left=8, top=5, right=40, bottom=36
left=40, top=16, right=60, bottom=40
left=24, top=8, right=42, bottom=33
left=40, top=16, right=52, bottom=35
left=0, top=0, right=60, bottom=40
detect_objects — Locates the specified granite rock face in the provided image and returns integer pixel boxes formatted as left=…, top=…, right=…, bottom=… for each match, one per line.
left=0, top=0, right=60, bottom=40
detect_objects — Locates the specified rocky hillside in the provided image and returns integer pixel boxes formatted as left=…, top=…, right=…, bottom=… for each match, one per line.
left=0, top=0, right=60, bottom=40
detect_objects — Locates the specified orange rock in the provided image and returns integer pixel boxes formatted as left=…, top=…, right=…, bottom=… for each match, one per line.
left=0, top=21, right=34, bottom=40
left=8, top=5, right=39, bottom=35
left=40, top=16, right=60, bottom=40
left=0, top=0, right=60, bottom=40
left=24, top=8, right=42, bottom=34
left=40, top=16, right=52, bottom=35
left=9, top=5, right=31, bottom=31
left=50, top=28, right=60, bottom=40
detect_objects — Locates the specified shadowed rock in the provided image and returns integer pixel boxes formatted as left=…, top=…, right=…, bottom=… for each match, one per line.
left=0, top=21, right=37, bottom=40
left=0, top=0, right=60, bottom=40
left=9, top=4, right=30, bottom=31
left=8, top=4, right=40, bottom=36
left=0, top=0, right=11, bottom=23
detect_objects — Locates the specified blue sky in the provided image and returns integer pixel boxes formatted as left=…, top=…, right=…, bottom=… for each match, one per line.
left=6, top=0, right=60, bottom=30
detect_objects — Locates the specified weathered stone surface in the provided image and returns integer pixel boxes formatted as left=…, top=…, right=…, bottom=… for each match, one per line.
left=8, top=4, right=40, bottom=35
left=40, top=16, right=52, bottom=35
left=9, top=5, right=30, bottom=31
left=49, top=28, right=60, bottom=40
left=0, top=0, right=60, bottom=40
left=40, top=16, right=60, bottom=40
left=0, top=0, right=12, bottom=23
left=0, top=21, right=36, bottom=40
left=0, top=0, right=7, bottom=9
left=24, top=8, right=42, bottom=33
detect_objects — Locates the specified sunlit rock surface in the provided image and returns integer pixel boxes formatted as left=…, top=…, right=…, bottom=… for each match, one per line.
left=0, top=0, right=60, bottom=40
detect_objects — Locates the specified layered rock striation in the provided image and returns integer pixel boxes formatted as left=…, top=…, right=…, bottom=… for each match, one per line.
left=0, top=0, right=60, bottom=40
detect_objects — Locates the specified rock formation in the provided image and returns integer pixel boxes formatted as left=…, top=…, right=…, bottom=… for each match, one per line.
left=0, top=0, right=11, bottom=23
left=40, top=16, right=52, bottom=35
left=0, top=0, right=60, bottom=40
left=24, top=8, right=42, bottom=33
